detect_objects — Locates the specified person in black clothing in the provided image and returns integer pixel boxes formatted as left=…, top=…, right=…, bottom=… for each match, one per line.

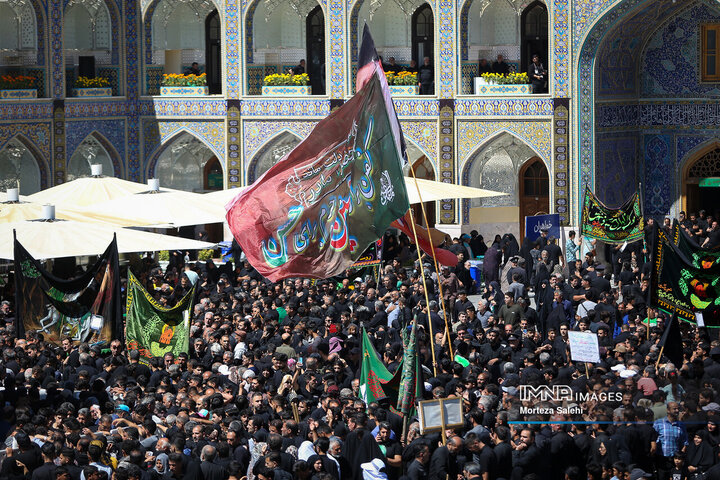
left=528, top=54, right=547, bottom=93
left=478, top=58, right=492, bottom=75
left=292, top=59, right=306, bottom=75
left=492, top=54, right=510, bottom=75
left=419, top=57, right=434, bottom=95
left=406, top=444, right=430, bottom=480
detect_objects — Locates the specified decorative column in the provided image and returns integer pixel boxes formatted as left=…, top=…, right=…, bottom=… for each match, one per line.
left=125, top=0, right=141, bottom=181
left=437, top=0, right=457, bottom=224
left=552, top=0, right=571, bottom=224
left=50, top=0, right=65, bottom=184
left=553, top=98, right=570, bottom=225
left=327, top=0, right=346, bottom=100
left=53, top=100, right=66, bottom=185
left=226, top=100, right=242, bottom=188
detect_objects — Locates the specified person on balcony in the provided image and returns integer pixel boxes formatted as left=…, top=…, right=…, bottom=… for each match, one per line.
left=478, top=58, right=492, bottom=76
left=407, top=59, right=419, bottom=74
left=419, top=57, right=434, bottom=95
left=529, top=54, right=548, bottom=94
left=291, top=59, right=306, bottom=75
left=492, top=54, right=510, bottom=75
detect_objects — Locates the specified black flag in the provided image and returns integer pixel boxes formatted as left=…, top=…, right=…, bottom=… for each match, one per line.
left=659, top=313, right=684, bottom=368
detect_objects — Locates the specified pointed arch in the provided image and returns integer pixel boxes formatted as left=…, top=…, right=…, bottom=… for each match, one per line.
left=66, top=131, right=122, bottom=180
left=680, top=138, right=720, bottom=214
left=0, top=134, right=49, bottom=193
left=246, top=130, right=302, bottom=184
left=460, top=129, right=548, bottom=181
left=63, top=0, right=120, bottom=64
left=146, top=130, right=218, bottom=191
left=243, top=0, right=325, bottom=94
left=402, top=137, right=435, bottom=178
left=461, top=131, right=546, bottom=224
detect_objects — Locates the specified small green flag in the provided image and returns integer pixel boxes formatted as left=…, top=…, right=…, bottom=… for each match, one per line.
left=359, top=328, right=393, bottom=404
left=125, top=271, right=194, bottom=364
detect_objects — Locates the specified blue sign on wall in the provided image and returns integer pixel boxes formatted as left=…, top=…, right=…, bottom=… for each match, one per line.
left=525, top=213, right=560, bottom=242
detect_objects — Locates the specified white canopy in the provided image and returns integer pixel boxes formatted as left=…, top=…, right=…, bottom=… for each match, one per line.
left=0, top=201, right=157, bottom=227
left=88, top=190, right=226, bottom=228
left=0, top=220, right=215, bottom=260
left=405, top=177, right=505, bottom=204
left=27, top=176, right=157, bottom=208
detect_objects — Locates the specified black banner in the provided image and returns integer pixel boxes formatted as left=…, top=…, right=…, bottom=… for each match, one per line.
left=14, top=236, right=122, bottom=346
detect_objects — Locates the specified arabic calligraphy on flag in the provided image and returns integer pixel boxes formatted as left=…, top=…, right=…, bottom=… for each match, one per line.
left=580, top=187, right=644, bottom=244
left=226, top=72, right=408, bottom=282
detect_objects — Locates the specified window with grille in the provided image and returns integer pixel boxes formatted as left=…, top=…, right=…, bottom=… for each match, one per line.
left=701, top=24, right=720, bottom=82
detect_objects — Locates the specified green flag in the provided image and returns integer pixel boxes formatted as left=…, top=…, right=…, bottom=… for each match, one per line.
left=125, top=271, right=194, bottom=364
left=395, top=320, right=423, bottom=417
left=359, top=328, right=393, bottom=404
left=580, top=186, right=644, bottom=244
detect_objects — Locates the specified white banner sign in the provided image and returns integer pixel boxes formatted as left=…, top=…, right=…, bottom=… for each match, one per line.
left=568, top=331, right=600, bottom=363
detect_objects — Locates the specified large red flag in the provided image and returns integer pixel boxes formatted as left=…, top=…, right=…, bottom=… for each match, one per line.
left=226, top=72, right=409, bottom=282
left=391, top=212, right=458, bottom=266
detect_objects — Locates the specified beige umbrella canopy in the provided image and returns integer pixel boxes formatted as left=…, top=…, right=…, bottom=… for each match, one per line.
left=404, top=177, right=505, bottom=204
left=203, top=187, right=247, bottom=211
left=27, top=172, right=154, bottom=208
left=0, top=201, right=158, bottom=227
left=89, top=189, right=226, bottom=228
left=0, top=220, right=216, bottom=260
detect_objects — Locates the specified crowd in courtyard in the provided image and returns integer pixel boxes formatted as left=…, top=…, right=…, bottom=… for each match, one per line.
left=0, top=208, right=719, bottom=480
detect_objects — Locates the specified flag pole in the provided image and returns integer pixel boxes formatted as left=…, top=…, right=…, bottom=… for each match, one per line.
left=655, top=346, right=665, bottom=370
left=407, top=206, right=438, bottom=376
left=406, top=163, right=454, bottom=360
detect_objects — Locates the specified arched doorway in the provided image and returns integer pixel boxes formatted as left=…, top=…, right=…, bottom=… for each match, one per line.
left=408, top=156, right=435, bottom=228
left=519, top=157, right=549, bottom=237
left=306, top=6, right=325, bottom=95
left=205, top=9, right=221, bottom=94
left=683, top=144, right=720, bottom=216
left=0, top=138, right=43, bottom=194
left=67, top=134, right=118, bottom=181
left=411, top=4, right=433, bottom=64
left=521, top=1, right=548, bottom=74
left=203, top=156, right=223, bottom=191
left=248, top=132, right=301, bottom=184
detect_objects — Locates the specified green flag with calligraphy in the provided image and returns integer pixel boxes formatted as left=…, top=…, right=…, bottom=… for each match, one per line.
left=125, top=270, right=194, bottom=364
left=650, top=224, right=720, bottom=326
left=580, top=187, right=644, bottom=244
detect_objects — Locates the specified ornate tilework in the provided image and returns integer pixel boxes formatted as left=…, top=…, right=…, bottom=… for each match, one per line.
left=142, top=119, right=225, bottom=161
left=0, top=122, right=52, bottom=166
left=145, top=66, right=163, bottom=96
left=644, top=133, right=672, bottom=216
left=226, top=100, right=242, bottom=185
left=457, top=120, right=552, bottom=168
left=460, top=62, right=477, bottom=95
left=51, top=0, right=64, bottom=98
left=595, top=132, right=638, bottom=206
left=65, top=119, right=126, bottom=166
left=141, top=99, right=228, bottom=117
left=328, top=0, right=345, bottom=99
left=242, top=120, right=316, bottom=160
left=438, top=0, right=454, bottom=98
left=455, top=98, right=554, bottom=116
left=553, top=0, right=570, bottom=97
left=226, top=0, right=241, bottom=98
left=394, top=99, right=440, bottom=117
left=677, top=135, right=714, bottom=167
left=438, top=100, right=455, bottom=223
left=240, top=99, right=331, bottom=116
left=0, top=102, right=53, bottom=120
left=553, top=99, right=570, bottom=224
left=65, top=101, right=127, bottom=118
left=53, top=101, right=66, bottom=184
left=401, top=120, right=437, bottom=161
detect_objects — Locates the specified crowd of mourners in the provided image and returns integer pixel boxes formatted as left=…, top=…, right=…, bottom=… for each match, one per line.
left=0, top=208, right=719, bottom=480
